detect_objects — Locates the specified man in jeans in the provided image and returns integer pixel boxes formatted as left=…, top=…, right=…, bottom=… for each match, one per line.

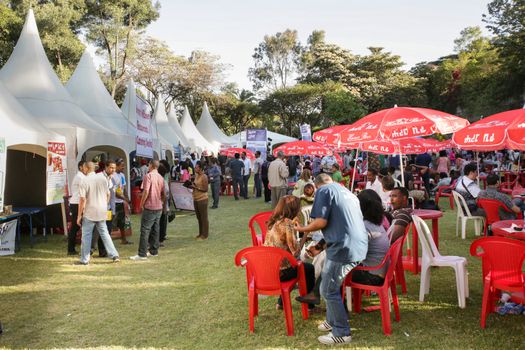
left=295, top=174, right=367, bottom=345
left=268, top=151, right=289, bottom=208
left=241, top=151, right=252, bottom=199
left=77, top=162, right=120, bottom=265
left=130, top=160, right=165, bottom=261
left=253, top=151, right=264, bottom=198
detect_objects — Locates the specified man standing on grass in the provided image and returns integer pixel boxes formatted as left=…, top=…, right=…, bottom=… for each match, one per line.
left=295, top=174, right=367, bottom=345
left=241, top=151, right=252, bottom=199
left=130, top=160, right=165, bottom=261
left=67, top=160, right=88, bottom=256
left=253, top=151, right=264, bottom=198
left=229, top=153, right=244, bottom=200
left=77, top=162, right=120, bottom=265
left=268, top=151, right=289, bottom=208
left=114, top=158, right=132, bottom=244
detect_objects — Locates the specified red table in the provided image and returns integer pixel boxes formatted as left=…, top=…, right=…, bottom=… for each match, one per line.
left=402, top=209, right=443, bottom=275
left=491, top=220, right=525, bottom=241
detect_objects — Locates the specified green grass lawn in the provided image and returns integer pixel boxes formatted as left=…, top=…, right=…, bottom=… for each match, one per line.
left=0, top=191, right=524, bottom=349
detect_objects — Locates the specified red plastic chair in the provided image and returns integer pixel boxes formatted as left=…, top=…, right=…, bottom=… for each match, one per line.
left=477, top=198, right=523, bottom=236
left=498, top=176, right=518, bottom=194
left=342, top=238, right=404, bottom=335
left=248, top=211, right=273, bottom=246
left=234, top=246, right=309, bottom=336
left=470, top=237, right=525, bottom=328
left=435, top=179, right=457, bottom=210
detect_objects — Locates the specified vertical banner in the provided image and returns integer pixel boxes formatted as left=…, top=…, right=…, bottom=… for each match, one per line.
left=46, top=141, right=68, bottom=205
left=246, top=129, right=268, bottom=160
left=0, top=220, right=17, bottom=256
left=136, top=96, right=154, bottom=158
left=0, top=137, right=5, bottom=210
left=300, top=124, right=312, bottom=141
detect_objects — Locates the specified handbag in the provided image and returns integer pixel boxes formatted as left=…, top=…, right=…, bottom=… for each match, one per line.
left=168, top=193, right=176, bottom=223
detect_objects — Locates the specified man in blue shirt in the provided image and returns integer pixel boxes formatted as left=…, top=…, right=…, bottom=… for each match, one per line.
left=228, top=153, right=244, bottom=200
left=295, top=174, right=367, bottom=345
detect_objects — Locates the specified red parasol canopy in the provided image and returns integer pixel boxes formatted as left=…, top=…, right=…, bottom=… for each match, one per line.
left=506, top=109, right=525, bottom=150
left=314, top=107, right=469, bottom=147
left=452, top=109, right=524, bottom=151
left=272, top=140, right=333, bottom=156
left=219, top=147, right=255, bottom=159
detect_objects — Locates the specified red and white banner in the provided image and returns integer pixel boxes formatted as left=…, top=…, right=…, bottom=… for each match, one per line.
left=46, top=141, right=68, bottom=205
left=136, top=96, right=154, bottom=158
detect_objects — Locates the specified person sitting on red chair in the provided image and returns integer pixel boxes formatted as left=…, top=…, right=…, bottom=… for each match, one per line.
left=479, top=174, right=522, bottom=220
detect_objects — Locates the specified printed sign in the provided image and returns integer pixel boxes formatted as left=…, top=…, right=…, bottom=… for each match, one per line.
left=170, top=182, right=195, bottom=211
left=246, top=129, right=267, bottom=160
left=0, top=219, right=17, bottom=256
left=46, top=141, right=68, bottom=205
left=0, top=137, right=5, bottom=210
left=300, top=124, right=312, bottom=141
left=136, top=96, right=154, bottom=158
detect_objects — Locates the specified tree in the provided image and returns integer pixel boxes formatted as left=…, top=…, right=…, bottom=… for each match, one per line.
left=83, top=0, right=160, bottom=97
left=248, top=29, right=301, bottom=93
left=0, top=1, right=21, bottom=67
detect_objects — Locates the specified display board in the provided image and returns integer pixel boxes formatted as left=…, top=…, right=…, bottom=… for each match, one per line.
left=170, top=182, right=195, bottom=211
left=136, top=96, right=154, bottom=158
left=46, top=141, right=67, bottom=205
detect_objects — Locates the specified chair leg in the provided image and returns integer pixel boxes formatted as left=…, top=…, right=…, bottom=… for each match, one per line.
left=395, top=254, right=407, bottom=294
left=345, top=286, right=352, bottom=312
left=455, top=215, right=459, bottom=237
left=461, top=218, right=467, bottom=240
left=419, top=264, right=431, bottom=302
left=449, top=196, right=454, bottom=209
left=281, top=291, right=294, bottom=336
left=353, top=288, right=363, bottom=313
left=379, top=290, right=393, bottom=335
left=480, top=280, right=492, bottom=329
left=453, top=264, right=465, bottom=309
left=464, top=265, right=469, bottom=299
left=390, top=283, right=400, bottom=322
left=254, top=292, right=259, bottom=317
left=248, top=288, right=256, bottom=333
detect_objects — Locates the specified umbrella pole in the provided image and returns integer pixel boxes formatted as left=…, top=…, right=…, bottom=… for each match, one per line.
left=399, top=149, right=405, bottom=187
left=351, top=147, right=360, bottom=192
left=476, top=151, right=480, bottom=186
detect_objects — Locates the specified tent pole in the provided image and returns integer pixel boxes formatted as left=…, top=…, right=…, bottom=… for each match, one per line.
left=400, top=148, right=405, bottom=187
left=476, top=151, right=480, bottom=186
left=350, top=146, right=360, bottom=192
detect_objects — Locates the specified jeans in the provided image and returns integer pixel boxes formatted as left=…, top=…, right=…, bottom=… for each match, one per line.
left=96, top=219, right=113, bottom=256
left=67, top=204, right=80, bottom=253
left=254, top=173, right=262, bottom=197
left=270, top=186, right=287, bottom=208
left=351, top=269, right=385, bottom=286
left=242, top=174, right=251, bottom=198
left=211, top=180, right=220, bottom=207
left=262, top=177, right=271, bottom=202
left=80, top=218, right=119, bottom=264
left=232, top=176, right=242, bottom=199
left=278, top=263, right=316, bottom=307
left=320, top=259, right=358, bottom=337
left=194, top=199, right=209, bottom=238
left=138, top=209, right=162, bottom=257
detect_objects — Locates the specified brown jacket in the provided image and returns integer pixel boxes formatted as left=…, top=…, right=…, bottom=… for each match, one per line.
left=268, top=158, right=289, bottom=188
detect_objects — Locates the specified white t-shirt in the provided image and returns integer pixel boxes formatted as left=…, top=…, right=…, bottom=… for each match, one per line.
left=79, top=172, right=110, bottom=222
left=69, top=171, right=85, bottom=205
left=242, top=158, right=252, bottom=176
left=366, top=178, right=384, bottom=198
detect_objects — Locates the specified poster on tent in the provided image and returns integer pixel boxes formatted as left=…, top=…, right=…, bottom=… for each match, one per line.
left=46, top=141, right=67, bottom=205
left=170, top=182, right=194, bottom=211
left=0, top=220, right=17, bottom=256
left=0, top=137, right=6, bottom=210
left=300, top=124, right=312, bottom=141
left=136, top=96, right=154, bottom=159
left=246, top=129, right=267, bottom=160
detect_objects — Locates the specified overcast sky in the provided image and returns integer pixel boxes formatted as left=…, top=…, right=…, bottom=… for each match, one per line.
left=145, top=0, right=491, bottom=90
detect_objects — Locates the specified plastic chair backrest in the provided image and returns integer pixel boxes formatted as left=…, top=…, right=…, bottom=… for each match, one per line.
left=248, top=211, right=273, bottom=246
left=470, top=237, right=525, bottom=284
left=393, top=178, right=402, bottom=188
left=235, top=246, right=297, bottom=291
left=412, top=215, right=440, bottom=261
left=452, top=190, right=472, bottom=217
left=477, top=198, right=512, bottom=225
left=383, top=238, right=404, bottom=283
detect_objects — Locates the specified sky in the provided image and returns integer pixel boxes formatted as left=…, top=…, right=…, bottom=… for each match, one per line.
left=146, top=0, right=492, bottom=90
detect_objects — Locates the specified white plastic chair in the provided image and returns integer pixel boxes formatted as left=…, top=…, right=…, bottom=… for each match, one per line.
left=451, top=191, right=484, bottom=239
left=412, top=215, right=469, bottom=308
left=393, top=178, right=402, bottom=188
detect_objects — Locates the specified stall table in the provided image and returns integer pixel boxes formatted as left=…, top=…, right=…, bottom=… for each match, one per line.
left=13, top=207, right=47, bottom=247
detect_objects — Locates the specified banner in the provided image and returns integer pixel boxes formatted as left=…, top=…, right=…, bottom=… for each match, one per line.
left=170, top=182, right=195, bottom=211
left=0, top=137, right=5, bottom=210
left=0, top=220, right=16, bottom=256
left=300, top=124, right=312, bottom=141
left=246, top=129, right=267, bottom=160
left=136, top=96, right=154, bottom=158
left=46, top=141, right=67, bottom=205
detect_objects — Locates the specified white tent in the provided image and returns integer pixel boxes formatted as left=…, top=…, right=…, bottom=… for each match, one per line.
left=196, top=102, right=237, bottom=149
left=180, top=106, right=216, bottom=154
left=167, top=103, right=191, bottom=149
left=0, top=9, right=125, bottom=183
left=153, top=97, right=182, bottom=146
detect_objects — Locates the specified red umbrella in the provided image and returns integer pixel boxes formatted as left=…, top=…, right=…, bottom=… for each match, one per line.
left=272, top=140, right=333, bottom=156
left=318, top=107, right=469, bottom=146
left=220, top=147, right=255, bottom=159
left=312, top=125, right=348, bottom=144
left=452, top=110, right=521, bottom=151
left=421, top=138, right=454, bottom=153
left=506, top=109, right=525, bottom=150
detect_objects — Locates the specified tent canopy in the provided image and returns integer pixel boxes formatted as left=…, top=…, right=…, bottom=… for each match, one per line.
left=180, top=106, right=217, bottom=153
left=167, top=103, right=191, bottom=148
left=196, top=102, right=237, bottom=148
left=153, top=97, right=182, bottom=146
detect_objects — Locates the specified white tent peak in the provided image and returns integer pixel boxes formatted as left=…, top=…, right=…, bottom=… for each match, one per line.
left=153, top=96, right=181, bottom=146
left=167, top=102, right=191, bottom=148
left=67, top=50, right=132, bottom=134
left=196, top=101, right=236, bottom=147
left=121, top=79, right=138, bottom=130
left=180, top=106, right=216, bottom=153
left=0, top=9, right=106, bottom=131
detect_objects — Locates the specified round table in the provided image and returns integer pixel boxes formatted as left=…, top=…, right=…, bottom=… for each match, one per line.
left=491, top=220, right=525, bottom=240
left=402, top=209, right=443, bottom=275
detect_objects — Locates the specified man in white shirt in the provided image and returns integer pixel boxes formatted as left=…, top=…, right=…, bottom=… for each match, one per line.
left=252, top=151, right=264, bottom=198
left=241, top=151, right=252, bottom=199
left=321, top=154, right=336, bottom=175
left=455, top=162, right=484, bottom=216
left=77, top=162, right=120, bottom=265
left=67, top=161, right=88, bottom=255
left=365, top=168, right=384, bottom=198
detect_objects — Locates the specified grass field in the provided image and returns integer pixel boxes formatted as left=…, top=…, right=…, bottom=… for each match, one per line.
left=0, top=190, right=524, bottom=349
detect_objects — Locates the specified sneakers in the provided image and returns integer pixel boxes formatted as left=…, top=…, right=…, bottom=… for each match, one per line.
left=129, top=255, right=148, bottom=261
left=318, top=332, right=352, bottom=345
left=112, top=256, right=120, bottom=263
left=147, top=252, right=158, bottom=257
left=317, top=321, right=332, bottom=332
left=75, top=261, right=88, bottom=266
